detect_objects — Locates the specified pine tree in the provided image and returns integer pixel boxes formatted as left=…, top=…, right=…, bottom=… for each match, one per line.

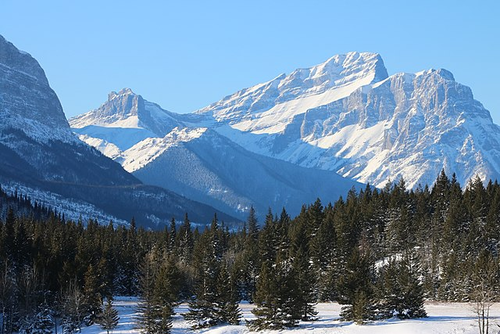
left=289, top=213, right=317, bottom=321
left=184, top=215, right=229, bottom=329
left=233, top=206, right=260, bottom=301
left=177, top=213, right=193, bottom=264
left=137, top=249, right=160, bottom=333
left=378, top=254, right=426, bottom=319
left=337, top=247, right=376, bottom=324
left=250, top=211, right=299, bottom=330
left=215, top=264, right=241, bottom=325
left=83, top=264, right=102, bottom=324
left=97, top=298, right=119, bottom=334
left=248, top=261, right=280, bottom=330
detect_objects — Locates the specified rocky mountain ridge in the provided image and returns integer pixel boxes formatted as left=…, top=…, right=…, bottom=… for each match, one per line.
left=0, top=35, right=238, bottom=227
left=72, top=51, right=500, bottom=204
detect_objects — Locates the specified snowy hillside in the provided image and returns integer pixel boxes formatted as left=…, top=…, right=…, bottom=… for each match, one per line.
left=131, top=127, right=362, bottom=218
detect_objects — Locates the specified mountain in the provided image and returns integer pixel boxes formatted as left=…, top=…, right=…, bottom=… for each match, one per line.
left=71, top=90, right=362, bottom=219
left=73, top=52, right=500, bottom=219
left=0, top=35, right=237, bottom=227
left=129, top=127, right=362, bottom=219
left=193, top=52, right=500, bottom=188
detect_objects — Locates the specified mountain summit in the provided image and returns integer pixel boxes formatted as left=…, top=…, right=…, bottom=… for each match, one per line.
left=71, top=87, right=182, bottom=137
left=190, top=54, right=500, bottom=188
left=73, top=52, right=500, bottom=218
left=195, top=52, right=388, bottom=134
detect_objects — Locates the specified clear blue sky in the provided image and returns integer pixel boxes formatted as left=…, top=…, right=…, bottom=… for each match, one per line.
left=1, top=0, right=499, bottom=122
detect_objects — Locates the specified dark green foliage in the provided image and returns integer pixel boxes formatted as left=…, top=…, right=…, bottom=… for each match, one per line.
left=378, top=254, right=427, bottom=319
left=83, top=264, right=102, bottom=324
left=137, top=248, right=179, bottom=334
left=2, top=170, right=500, bottom=330
left=249, top=208, right=301, bottom=330
left=184, top=214, right=241, bottom=329
left=337, top=247, right=376, bottom=324
left=249, top=259, right=299, bottom=330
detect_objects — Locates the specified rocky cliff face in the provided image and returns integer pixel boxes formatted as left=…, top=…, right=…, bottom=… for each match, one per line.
left=0, top=35, right=75, bottom=143
left=193, top=55, right=500, bottom=188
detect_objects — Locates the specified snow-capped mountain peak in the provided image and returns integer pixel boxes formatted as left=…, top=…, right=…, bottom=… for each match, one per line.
left=73, top=51, right=500, bottom=218
left=194, top=51, right=388, bottom=134
left=70, top=88, right=185, bottom=152
left=71, top=88, right=146, bottom=129
left=70, top=88, right=183, bottom=136
left=108, top=87, right=135, bottom=101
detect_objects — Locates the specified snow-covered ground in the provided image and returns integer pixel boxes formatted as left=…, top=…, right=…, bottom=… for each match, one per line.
left=81, top=297, right=500, bottom=334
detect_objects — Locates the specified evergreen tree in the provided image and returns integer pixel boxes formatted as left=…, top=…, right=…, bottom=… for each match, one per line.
left=240, top=206, right=260, bottom=301
left=177, top=213, right=193, bottom=264
left=215, top=264, right=241, bottom=325
left=250, top=210, right=299, bottom=330
left=184, top=214, right=235, bottom=329
left=378, top=254, right=426, bottom=319
left=97, top=298, right=119, bottom=334
left=136, top=249, right=161, bottom=333
left=289, top=212, right=317, bottom=321
left=83, top=264, right=102, bottom=324
left=337, top=247, right=376, bottom=324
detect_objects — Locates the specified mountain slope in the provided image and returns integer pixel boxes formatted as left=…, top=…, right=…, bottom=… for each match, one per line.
left=129, top=127, right=362, bottom=219
left=72, top=90, right=363, bottom=219
left=194, top=54, right=500, bottom=188
left=73, top=51, right=500, bottom=219
left=194, top=52, right=388, bottom=134
left=0, top=35, right=237, bottom=227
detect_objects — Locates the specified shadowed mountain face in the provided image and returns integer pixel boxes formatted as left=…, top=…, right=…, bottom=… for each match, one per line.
left=71, top=88, right=363, bottom=220
left=0, top=35, right=238, bottom=228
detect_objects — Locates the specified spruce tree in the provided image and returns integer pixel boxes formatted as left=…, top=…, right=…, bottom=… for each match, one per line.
left=184, top=214, right=230, bottom=329
left=337, top=247, right=376, bottom=324
left=215, top=264, right=241, bottom=325
left=97, top=298, right=119, bottom=334
left=249, top=261, right=280, bottom=330
left=289, top=213, right=317, bottom=321
left=241, top=206, right=260, bottom=301
left=250, top=211, right=299, bottom=330
left=378, top=252, right=426, bottom=319
left=137, top=249, right=161, bottom=333
left=83, top=264, right=102, bottom=324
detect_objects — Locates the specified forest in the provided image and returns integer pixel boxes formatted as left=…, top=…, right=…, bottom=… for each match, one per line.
left=0, top=171, right=499, bottom=333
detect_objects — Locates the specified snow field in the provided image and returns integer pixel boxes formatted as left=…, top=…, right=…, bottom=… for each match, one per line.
left=81, top=297, right=500, bottom=334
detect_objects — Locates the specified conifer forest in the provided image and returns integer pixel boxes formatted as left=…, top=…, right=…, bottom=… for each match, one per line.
left=1, top=171, right=499, bottom=333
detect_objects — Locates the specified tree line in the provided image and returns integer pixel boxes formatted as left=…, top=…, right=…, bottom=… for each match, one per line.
left=0, top=171, right=499, bottom=332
